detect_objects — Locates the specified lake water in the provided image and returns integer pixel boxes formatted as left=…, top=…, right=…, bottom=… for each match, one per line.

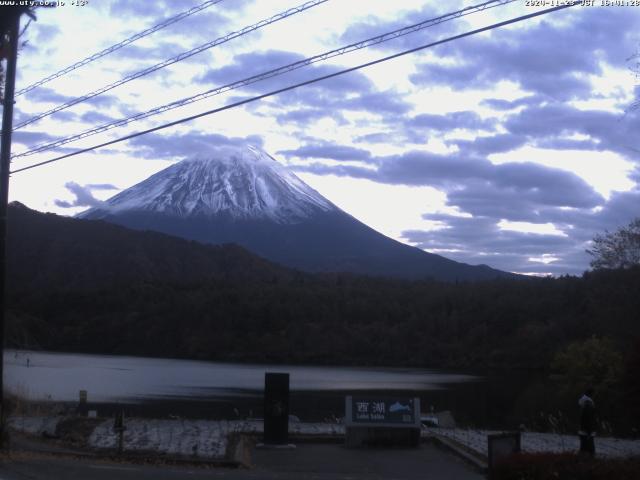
left=5, top=350, right=527, bottom=426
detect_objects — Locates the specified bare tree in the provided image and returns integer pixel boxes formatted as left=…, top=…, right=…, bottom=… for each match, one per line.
left=628, top=45, right=640, bottom=113
left=587, top=218, right=640, bottom=270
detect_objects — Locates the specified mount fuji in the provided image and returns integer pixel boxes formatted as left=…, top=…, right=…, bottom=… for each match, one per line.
left=80, top=145, right=512, bottom=281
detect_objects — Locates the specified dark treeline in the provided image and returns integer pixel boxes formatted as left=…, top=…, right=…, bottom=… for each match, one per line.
left=7, top=202, right=640, bottom=371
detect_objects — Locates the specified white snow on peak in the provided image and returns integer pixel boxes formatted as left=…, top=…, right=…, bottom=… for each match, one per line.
left=90, top=145, right=336, bottom=223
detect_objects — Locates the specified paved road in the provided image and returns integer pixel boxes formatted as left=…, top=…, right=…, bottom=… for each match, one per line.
left=0, top=444, right=484, bottom=479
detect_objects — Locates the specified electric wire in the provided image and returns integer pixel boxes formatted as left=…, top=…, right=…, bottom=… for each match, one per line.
left=11, top=4, right=577, bottom=175
left=13, top=0, right=329, bottom=130
left=15, top=0, right=226, bottom=97
left=12, top=0, right=517, bottom=160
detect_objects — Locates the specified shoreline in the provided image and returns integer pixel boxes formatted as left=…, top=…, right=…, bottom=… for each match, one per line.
left=8, top=414, right=640, bottom=463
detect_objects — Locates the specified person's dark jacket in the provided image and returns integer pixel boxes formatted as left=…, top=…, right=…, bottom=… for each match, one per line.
left=579, top=394, right=596, bottom=435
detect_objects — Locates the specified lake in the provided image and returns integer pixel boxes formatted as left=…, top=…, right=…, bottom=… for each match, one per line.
left=5, top=349, right=531, bottom=427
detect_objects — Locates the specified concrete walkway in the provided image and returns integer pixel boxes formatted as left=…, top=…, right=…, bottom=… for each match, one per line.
left=250, top=443, right=484, bottom=479
left=0, top=443, right=483, bottom=480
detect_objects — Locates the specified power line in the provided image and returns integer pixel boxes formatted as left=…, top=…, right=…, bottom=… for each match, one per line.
left=12, top=0, right=518, bottom=160
left=13, top=0, right=329, bottom=130
left=15, top=0, right=226, bottom=97
left=11, top=3, right=577, bottom=175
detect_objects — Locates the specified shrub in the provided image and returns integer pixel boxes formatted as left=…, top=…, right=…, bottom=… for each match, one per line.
left=491, top=452, right=640, bottom=480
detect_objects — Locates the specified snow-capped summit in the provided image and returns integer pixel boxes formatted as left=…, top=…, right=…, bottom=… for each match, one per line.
left=81, top=143, right=513, bottom=281
left=81, top=145, right=334, bottom=223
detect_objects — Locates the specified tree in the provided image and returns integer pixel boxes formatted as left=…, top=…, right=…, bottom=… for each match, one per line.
left=587, top=218, right=640, bottom=270
left=551, top=336, right=623, bottom=391
left=628, top=47, right=640, bottom=113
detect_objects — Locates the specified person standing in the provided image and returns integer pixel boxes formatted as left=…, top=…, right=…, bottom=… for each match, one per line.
left=578, top=388, right=596, bottom=457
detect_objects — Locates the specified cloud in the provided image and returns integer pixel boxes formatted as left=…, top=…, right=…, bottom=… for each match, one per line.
left=292, top=148, right=611, bottom=274
left=400, top=184, right=640, bottom=275
left=438, top=103, right=640, bottom=162
left=196, top=49, right=411, bottom=122
left=277, top=143, right=372, bottom=162
left=448, top=134, right=528, bottom=156
left=28, top=23, right=60, bottom=45
left=403, top=111, right=497, bottom=143
left=116, top=42, right=189, bottom=62
left=293, top=149, right=603, bottom=210
left=337, top=1, right=466, bottom=52
left=402, top=214, right=588, bottom=275
left=107, top=0, right=174, bottom=19
left=27, top=87, right=75, bottom=104
left=481, top=96, right=542, bottom=111
left=23, top=88, right=125, bottom=121
left=504, top=103, right=640, bottom=160
left=54, top=182, right=118, bottom=208
left=105, top=0, right=250, bottom=31
left=407, top=111, right=495, bottom=131
left=82, top=94, right=123, bottom=109
left=80, top=111, right=116, bottom=124
left=275, top=108, right=347, bottom=126
left=12, top=130, right=57, bottom=146
left=354, top=132, right=391, bottom=144
left=198, top=50, right=372, bottom=93
left=410, top=7, right=639, bottom=101
left=129, top=132, right=264, bottom=160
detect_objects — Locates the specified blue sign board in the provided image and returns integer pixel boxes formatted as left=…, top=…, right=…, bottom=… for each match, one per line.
left=345, top=396, right=420, bottom=427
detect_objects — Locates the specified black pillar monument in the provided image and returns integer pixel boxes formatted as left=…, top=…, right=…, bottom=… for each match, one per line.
left=262, top=372, right=293, bottom=447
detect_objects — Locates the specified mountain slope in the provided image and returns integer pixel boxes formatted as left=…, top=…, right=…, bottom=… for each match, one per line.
left=8, top=201, right=288, bottom=293
left=85, top=146, right=334, bottom=222
left=80, top=145, right=514, bottom=281
left=9, top=203, right=640, bottom=378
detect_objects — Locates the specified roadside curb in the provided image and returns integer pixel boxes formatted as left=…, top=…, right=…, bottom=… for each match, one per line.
left=426, top=432, right=488, bottom=473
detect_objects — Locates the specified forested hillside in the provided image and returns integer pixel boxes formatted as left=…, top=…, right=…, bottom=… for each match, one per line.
left=7, top=202, right=640, bottom=370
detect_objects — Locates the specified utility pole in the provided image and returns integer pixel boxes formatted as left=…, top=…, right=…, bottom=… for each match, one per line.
left=0, top=9, right=22, bottom=449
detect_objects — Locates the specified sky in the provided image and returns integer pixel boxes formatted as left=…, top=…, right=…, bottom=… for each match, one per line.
left=4, top=0, right=640, bottom=276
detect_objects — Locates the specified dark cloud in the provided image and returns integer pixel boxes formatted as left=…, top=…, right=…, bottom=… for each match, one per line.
left=448, top=134, right=528, bottom=156
left=12, top=130, right=57, bottom=146
left=481, top=96, right=542, bottom=111
left=504, top=103, right=640, bottom=160
left=292, top=150, right=606, bottom=274
left=196, top=49, right=411, bottom=122
left=199, top=49, right=373, bottom=94
left=292, top=162, right=377, bottom=181
left=27, top=87, right=74, bottom=104
left=278, top=143, right=372, bottom=162
left=372, top=110, right=498, bottom=149
left=161, top=10, right=228, bottom=40
left=29, top=23, right=60, bottom=45
left=338, top=1, right=466, bottom=52
left=83, top=94, right=123, bottom=109
left=107, top=0, right=175, bottom=19
left=54, top=182, right=117, bottom=209
left=410, top=7, right=638, bottom=101
left=129, top=132, right=264, bottom=160
left=275, top=108, right=347, bottom=126
left=80, top=111, right=116, bottom=124
left=24, top=88, right=125, bottom=122
left=354, top=132, right=390, bottom=144
left=116, top=42, right=190, bottom=63
left=344, top=90, right=411, bottom=115
left=293, top=150, right=603, bottom=213
left=400, top=183, right=640, bottom=275
left=534, top=138, right=602, bottom=151
left=52, top=111, right=80, bottom=122
left=407, top=111, right=496, bottom=131
left=402, top=214, right=588, bottom=275
left=438, top=103, right=640, bottom=161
